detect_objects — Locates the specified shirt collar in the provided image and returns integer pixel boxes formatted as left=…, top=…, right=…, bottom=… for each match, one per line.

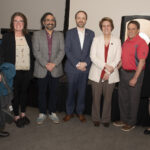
left=126, top=34, right=139, bottom=42
left=45, top=30, right=53, bottom=38
left=77, top=27, right=85, bottom=34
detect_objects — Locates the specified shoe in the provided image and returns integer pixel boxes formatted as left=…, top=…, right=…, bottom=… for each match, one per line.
left=37, top=113, right=46, bottom=125
left=49, top=113, right=60, bottom=124
left=113, top=121, right=126, bottom=127
left=21, top=116, right=30, bottom=125
left=121, top=124, right=135, bottom=132
left=77, top=114, right=86, bottom=122
left=103, top=123, right=110, bottom=128
left=14, top=118, right=24, bottom=128
left=63, top=114, right=74, bottom=122
left=0, top=131, right=9, bottom=137
left=144, top=129, right=150, bottom=135
left=93, top=121, right=100, bottom=127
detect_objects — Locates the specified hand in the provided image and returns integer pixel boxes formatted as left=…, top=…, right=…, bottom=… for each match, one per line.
left=46, top=63, right=56, bottom=72
left=76, top=62, right=87, bottom=71
left=117, top=61, right=122, bottom=69
left=129, top=77, right=137, bottom=87
left=77, top=65, right=86, bottom=71
left=80, top=62, right=87, bottom=68
left=105, top=64, right=114, bottom=73
left=102, top=72, right=109, bottom=81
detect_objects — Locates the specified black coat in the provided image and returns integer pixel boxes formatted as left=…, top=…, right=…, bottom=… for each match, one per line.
left=0, top=32, right=34, bottom=74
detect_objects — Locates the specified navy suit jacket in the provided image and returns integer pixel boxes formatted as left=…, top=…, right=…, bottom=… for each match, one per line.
left=65, top=28, right=94, bottom=73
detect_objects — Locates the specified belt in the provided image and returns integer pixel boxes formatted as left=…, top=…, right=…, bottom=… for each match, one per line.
left=123, top=69, right=135, bottom=72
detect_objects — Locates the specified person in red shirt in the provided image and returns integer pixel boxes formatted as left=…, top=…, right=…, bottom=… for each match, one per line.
left=113, top=20, right=149, bottom=131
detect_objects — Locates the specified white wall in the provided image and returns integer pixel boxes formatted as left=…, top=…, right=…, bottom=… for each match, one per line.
left=0, top=0, right=66, bottom=30
left=69, top=0, right=150, bottom=38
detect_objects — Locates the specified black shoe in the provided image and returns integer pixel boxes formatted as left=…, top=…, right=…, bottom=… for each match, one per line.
left=103, top=123, right=110, bottom=127
left=144, top=129, right=150, bottom=135
left=21, top=116, right=30, bottom=125
left=0, top=131, right=9, bottom=137
left=14, top=118, right=24, bottom=128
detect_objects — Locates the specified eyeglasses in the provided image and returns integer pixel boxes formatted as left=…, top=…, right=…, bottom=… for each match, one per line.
left=14, top=20, right=24, bottom=23
left=44, top=19, right=55, bottom=22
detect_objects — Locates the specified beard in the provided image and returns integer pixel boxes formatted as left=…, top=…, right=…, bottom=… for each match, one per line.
left=45, top=23, right=55, bottom=31
left=76, top=21, right=85, bottom=28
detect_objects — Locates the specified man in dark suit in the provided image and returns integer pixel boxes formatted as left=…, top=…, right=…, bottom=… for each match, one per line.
left=63, top=10, right=94, bottom=122
left=33, top=12, right=65, bottom=125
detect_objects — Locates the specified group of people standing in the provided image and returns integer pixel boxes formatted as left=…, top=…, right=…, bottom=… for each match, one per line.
left=0, top=10, right=149, bottom=138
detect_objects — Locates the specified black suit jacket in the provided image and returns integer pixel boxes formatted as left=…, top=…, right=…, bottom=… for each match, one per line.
left=0, top=32, right=34, bottom=74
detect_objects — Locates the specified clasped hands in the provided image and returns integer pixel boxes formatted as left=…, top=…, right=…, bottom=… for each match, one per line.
left=76, top=62, right=87, bottom=71
left=103, top=64, right=114, bottom=81
left=46, top=63, right=56, bottom=72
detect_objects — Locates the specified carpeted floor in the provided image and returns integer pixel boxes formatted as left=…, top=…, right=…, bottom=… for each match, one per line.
left=0, top=107, right=150, bottom=150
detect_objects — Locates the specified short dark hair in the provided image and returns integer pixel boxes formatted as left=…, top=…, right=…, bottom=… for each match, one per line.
left=40, top=12, right=56, bottom=29
left=99, top=17, right=114, bottom=31
left=10, top=12, right=28, bottom=35
left=75, top=10, right=88, bottom=20
left=127, top=20, right=140, bottom=29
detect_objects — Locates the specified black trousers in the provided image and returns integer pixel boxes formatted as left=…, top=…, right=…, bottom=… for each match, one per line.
left=13, top=70, right=31, bottom=116
left=37, top=72, right=59, bottom=114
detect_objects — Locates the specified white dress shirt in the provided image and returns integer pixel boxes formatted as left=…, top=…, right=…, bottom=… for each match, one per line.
left=77, top=27, right=85, bottom=50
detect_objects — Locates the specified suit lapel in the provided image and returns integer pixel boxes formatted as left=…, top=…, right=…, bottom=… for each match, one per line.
left=74, top=28, right=82, bottom=51
left=107, top=35, right=114, bottom=61
left=51, top=31, right=57, bottom=58
left=41, top=30, right=49, bottom=53
left=11, top=32, right=16, bottom=64
left=99, top=35, right=105, bottom=60
left=82, top=29, right=89, bottom=52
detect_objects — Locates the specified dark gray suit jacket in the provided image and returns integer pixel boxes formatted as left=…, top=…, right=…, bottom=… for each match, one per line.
left=32, top=30, right=65, bottom=78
